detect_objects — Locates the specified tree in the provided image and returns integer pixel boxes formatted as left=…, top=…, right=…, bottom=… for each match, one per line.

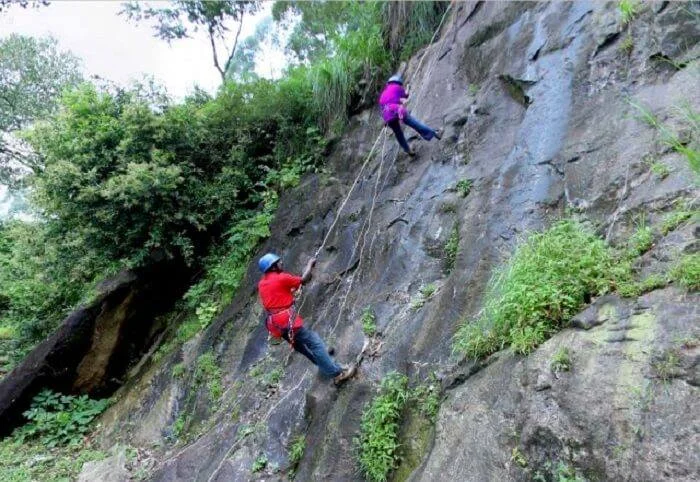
left=0, top=34, right=82, bottom=188
left=121, top=0, right=259, bottom=82
left=0, top=0, right=49, bottom=14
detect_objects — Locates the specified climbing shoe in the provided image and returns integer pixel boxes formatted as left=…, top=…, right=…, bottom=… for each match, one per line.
left=333, top=364, right=357, bottom=385
left=328, top=347, right=335, bottom=356
left=434, top=128, right=443, bottom=141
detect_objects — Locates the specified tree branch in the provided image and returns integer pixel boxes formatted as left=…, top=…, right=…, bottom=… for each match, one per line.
left=223, top=10, right=245, bottom=80
left=209, top=26, right=225, bottom=81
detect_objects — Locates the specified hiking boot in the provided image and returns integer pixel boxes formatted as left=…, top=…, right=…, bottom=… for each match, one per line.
left=407, top=148, right=416, bottom=157
left=434, top=128, right=443, bottom=141
left=333, top=364, right=357, bottom=385
left=328, top=347, right=335, bottom=356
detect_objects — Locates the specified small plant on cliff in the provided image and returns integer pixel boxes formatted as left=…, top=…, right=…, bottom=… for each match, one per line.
left=412, top=376, right=440, bottom=421
left=444, top=224, right=460, bottom=273
left=195, top=352, right=223, bottom=400
left=661, top=207, right=697, bottom=235
left=13, top=390, right=110, bottom=447
left=361, top=306, right=377, bottom=337
left=252, top=453, right=268, bottom=473
left=453, top=220, right=618, bottom=358
left=456, top=178, right=473, bottom=197
left=355, top=372, right=409, bottom=482
left=288, top=434, right=306, bottom=475
left=670, top=253, right=700, bottom=291
left=627, top=219, right=653, bottom=258
left=619, top=0, right=641, bottom=25
left=551, top=347, right=572, bottom=373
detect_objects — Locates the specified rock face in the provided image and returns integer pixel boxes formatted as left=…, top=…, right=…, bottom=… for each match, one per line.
left=81, top=1, right=697, bottom=481
left=0, top=259, right=191, bottom=436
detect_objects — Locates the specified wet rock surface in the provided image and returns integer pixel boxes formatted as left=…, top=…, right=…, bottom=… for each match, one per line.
left=81, top=2, right=698, bottom=481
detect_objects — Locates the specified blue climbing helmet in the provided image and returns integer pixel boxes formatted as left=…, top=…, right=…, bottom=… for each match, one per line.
left=387, top=74, right=403, bottom=85
left=258, top=253, right=281, bottom=273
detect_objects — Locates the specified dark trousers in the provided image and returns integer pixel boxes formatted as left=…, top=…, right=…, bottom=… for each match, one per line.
left=283, top=326, right=342, bottom=378
left=387, top=115, right=438, bottom=153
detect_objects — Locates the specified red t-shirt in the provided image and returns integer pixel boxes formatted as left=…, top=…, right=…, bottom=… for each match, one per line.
left=258, top=271, right=304, bottom=334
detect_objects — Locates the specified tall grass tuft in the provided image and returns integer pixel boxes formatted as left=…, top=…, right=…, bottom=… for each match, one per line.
left=453, top=221, right=619, bottom=358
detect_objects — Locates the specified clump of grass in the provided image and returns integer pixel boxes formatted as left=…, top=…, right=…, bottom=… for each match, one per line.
left=444, top=224, right=460, bottom=273
left=619, top=35, right=634, bottom=55
left=670, top=254, right=700, bottom=291
left=453, top=220, right=618, bottom=358
left=511, top=447, right=528, bottom=468
left=456, top=178, right=473, bottom=197
left=195, top=352, right=223, bottom=400
left=412, top=378, right=440, bottom=421
left=661, top=209, right=696, bottom=235
left=627, top=221, right=653, bottom=258
left=411, top=283, right=437, bottom=310
left=619, top=0, right=641, bottom=25
left=468, top=84, right=479, bottom=95
left=361, top=306, right=377, bottom=337
left=550, top=347, right=572, bottom=373
left=288, top=435, right=306, bottom=467
left=440, top=202, right=457, bottom=214
left=652, top=349, right=681, bottom=382
left=629, top=100, right=700, bottom=176
left=617, top=273, right=667, bottom=298
left=649, top=161, right=670, bottom=178
left=252, top=453, right=268, bottom=473
left=172, top=362, right=186, bottom=379
left=263, top=367, right=284, bottom=388
left=355, top=372, right=408, bottom=482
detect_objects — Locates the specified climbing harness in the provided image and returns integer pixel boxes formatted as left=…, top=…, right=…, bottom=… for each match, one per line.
left=264, top=304, right=297, bottom=348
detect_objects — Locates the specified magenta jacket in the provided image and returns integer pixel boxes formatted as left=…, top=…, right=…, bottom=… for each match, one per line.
left=378, top=83, right=408, bottom=123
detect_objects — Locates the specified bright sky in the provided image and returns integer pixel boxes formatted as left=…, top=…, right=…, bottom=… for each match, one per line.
left=0, top=0, right=281, bottom=98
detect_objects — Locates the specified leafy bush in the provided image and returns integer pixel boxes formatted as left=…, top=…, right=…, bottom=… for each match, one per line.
left=355, top=372, right=408, bottom=482
left=13, top=390, right=110, bottom=447
left=412, top=378, right=440, bottom=421
left=454, top=221, right=618, bottom=358
left=361, top=306, right=377, bottom=336
left=670, top=254, right=700, bottom=291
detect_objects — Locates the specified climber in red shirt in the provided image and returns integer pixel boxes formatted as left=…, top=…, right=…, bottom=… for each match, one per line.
left=257, top=253, right=356, bottom=385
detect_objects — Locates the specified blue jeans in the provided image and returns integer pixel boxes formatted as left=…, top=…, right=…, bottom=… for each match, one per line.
left=283, top=327, right=342, bottom=378
left=387, top=115, right=438, bottom=153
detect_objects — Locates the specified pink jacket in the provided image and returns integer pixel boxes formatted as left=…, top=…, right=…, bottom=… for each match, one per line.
left=378, top=83, right=408, bottom=123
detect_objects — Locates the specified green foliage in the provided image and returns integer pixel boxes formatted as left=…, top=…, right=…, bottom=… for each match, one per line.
left=355, top=372, right=409, bottom=482
left=649, top=160, right=670, bottom=178
left=670, top=254, right=700, bottom=291
left=617, top=273, right=667, bottom=298
left=411, top=378, right=440, bottom=421
left=195, top=352, right=223, bottom=400
left=411, top=283, right=437, bottom=310
left=619, top=0, right=641, bottom=25
left=172, top=362, right=186, bottom=379
left=12, top=390, right=109, bottom=448
left=661, top=208, right=697, bottom=235
left=629, top=100, right=700, bottom=176
left=511, top=447, right=528, bottom=468
left=0, top=34, right=82, bottom=187
left=263, top=367, right=284, bottom=387
left=551, top=347, right=572, bottom=373
left=627, top=221, right=653, bottom=258
left=288, top=434, right=306, bottom=466
left=444, top=224, right=460, bottom=272
left=533, top=460, right=586, bottom=482
left=652, top=349, right=681, bottom=382
left=454, top=221, right=618, bottom=358
left=619, top=35, right=634, bottom=55
left=456, top=178, right=473, bottom=197
left=0, top=437, right=106, bottom=482
left=252, top=453, right=268, bottom=473
left=361, top=305, right=377, bottom=337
